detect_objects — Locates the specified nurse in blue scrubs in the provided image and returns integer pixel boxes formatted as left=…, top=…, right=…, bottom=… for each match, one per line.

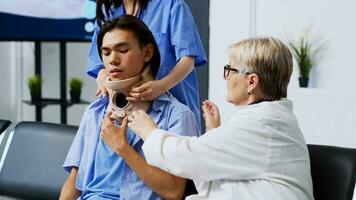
left=87, top=0, right=207, bottom=134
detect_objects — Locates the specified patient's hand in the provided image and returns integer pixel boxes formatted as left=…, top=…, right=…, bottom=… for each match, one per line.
left=128, top=110, right=157, bottom=140
left=101, top=111, right=129, bottom=154
left=202, top=100, right=221, bottom=132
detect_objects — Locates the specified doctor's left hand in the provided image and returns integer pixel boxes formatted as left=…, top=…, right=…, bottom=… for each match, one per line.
left=101, top=111, right=129, bottom=154
left=128, top=110, right=158, bottom=141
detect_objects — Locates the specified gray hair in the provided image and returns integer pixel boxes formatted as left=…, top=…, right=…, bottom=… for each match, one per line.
left=228, top=37, right=293, bottom=100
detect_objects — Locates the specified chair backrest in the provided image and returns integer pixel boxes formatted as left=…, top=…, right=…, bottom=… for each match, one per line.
left=0, top=120, right=11, bottom=134
left=0, top=121, right=77, bottom=200
left=308, top=144, right=356, bottom=200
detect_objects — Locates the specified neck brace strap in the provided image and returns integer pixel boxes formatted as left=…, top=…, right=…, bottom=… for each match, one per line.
left=105, top=66, right=154, bottom=119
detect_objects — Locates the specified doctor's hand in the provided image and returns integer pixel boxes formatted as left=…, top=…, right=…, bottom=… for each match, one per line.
left=127, top=80, right=166, bottom=102
left=128, top=110, right=158, bottom=141
left=101, top=111, right=129, bottom=154
left=202, top=100, right=221, bottom=132
left=95, top=68, right=109, bottom=97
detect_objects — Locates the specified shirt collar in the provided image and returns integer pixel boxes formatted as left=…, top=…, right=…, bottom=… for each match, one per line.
left=248, top=99, right=272, bottom=105
left=151, top=92, right=170, bottom=112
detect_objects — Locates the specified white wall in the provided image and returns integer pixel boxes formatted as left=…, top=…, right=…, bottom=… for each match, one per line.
left=256, top=0, right=356, bottom=89
left=210, top=0, right=356, bottom=148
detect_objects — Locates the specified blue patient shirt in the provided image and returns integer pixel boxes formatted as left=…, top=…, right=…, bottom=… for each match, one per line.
left=86, top=0, right=207, bottom=134
left=63, top=93, right=198, bottom=200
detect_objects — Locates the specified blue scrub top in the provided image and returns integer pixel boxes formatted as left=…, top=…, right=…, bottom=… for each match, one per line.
left=63, top=93, right=198, bottom=200
left=86, top=0, right=207, bottom=134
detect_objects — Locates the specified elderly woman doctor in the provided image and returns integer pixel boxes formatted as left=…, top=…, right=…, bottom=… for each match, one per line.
left=109, top=37, right=314, bottom=200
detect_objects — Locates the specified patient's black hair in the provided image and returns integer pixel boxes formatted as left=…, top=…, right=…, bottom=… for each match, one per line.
left=97, top=15, right=160, bottom=77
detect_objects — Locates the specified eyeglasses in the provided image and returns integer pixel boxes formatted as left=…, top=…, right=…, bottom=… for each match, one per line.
left=223, top=65, right=251, bottom=78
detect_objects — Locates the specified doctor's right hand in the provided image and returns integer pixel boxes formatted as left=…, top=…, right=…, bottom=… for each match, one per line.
left=128, top=110, right=158, bottom=141
left=202, top=100, right=221, bottom=132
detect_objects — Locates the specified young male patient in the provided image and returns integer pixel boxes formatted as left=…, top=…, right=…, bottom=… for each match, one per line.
left=59, top=15, right=198, bottom=200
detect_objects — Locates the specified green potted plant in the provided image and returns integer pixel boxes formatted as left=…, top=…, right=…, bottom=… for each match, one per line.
left=69, top=77, right=84, bottom=103
left=27, top=75, right=42, bottom=103
left=289, top=30, right=323, bottom=87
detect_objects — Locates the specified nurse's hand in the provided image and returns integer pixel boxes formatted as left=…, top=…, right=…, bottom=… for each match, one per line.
left=127, top=80, right=165, bottom=101
left=202, top=100, right=221, bottom=132
left=128, top=110, right=158, bottom=141
left=95, top=68, right=109, bottom=97
left=101, top=111, right=129, bottom=154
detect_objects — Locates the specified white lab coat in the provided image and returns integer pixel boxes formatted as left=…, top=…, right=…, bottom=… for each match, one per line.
left=142, top=99, right=314, bottom=200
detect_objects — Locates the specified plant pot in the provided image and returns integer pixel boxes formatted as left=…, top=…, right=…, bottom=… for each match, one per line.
left=70, top=90, right=81, bottom=103
left=298, top=77, right=309, bottom=88
left=30, top=92, right=41, bottom=104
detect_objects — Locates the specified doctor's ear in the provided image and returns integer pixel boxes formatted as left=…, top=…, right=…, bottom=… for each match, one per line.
left=143, top=43, right=154, bottom=62
left=247, top=73, right=260, bottom=86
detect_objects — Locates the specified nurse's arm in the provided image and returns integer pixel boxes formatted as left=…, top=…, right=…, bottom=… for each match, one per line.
left=59, top=167, right=81, bottom=200
left=128, top=56, right=194, bottom=101
left=159, top=56, right=194, bottom=91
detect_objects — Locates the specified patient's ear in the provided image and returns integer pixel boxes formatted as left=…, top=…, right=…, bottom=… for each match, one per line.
left=143, top=43, right=154, bottom=62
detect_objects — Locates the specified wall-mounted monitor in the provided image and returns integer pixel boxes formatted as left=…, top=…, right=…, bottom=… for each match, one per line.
left=0, top=0, right=96, bottom=41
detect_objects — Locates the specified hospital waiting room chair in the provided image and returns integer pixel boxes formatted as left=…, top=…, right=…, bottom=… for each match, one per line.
left=308, top=144, right=356, bottom=200
left=0, top=121, right=197, bottom=200
left=1, top=120, right=354, bottom=200
left=0, top=121, right=77, bottom=200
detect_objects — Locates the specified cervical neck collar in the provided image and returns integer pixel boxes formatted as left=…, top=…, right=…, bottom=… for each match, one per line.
left=105, top=74, right=141, bottom=95
left=105, top=66, right=154, bottom=119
